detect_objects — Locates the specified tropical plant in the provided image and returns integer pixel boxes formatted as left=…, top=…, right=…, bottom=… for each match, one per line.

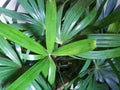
left=0, top=0, right=120, bottom=90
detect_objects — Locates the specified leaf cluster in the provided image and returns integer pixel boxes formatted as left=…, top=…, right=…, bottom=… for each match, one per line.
left=0, top=0, right=120, bottom=90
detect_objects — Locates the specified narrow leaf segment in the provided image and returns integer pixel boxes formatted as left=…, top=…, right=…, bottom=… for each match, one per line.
left=88, top=34, right=120, bottom=47
left=53, top=39, right=96, bottom=56
left=46, top=0, right=57, bottom=53
left=0, top=36, right=21, bottom=66
left=7, top=59, right=49, bottom=90
left=78, top=47, right=120, bottom=59
left=0, top=22, right=47, bottom=55
left=48, top=57, right=56, bottom=85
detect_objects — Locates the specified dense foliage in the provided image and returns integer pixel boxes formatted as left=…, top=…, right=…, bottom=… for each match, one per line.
left=0, top=0, right=120, bottom=90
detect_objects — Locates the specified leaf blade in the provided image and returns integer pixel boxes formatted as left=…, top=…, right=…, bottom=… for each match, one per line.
left=61, top=0, right=95, bottom=43
left=0, top=67, right=17, bottom=80
left=22, top=54, right=43, bottom=61
left=7, top=59, right=49, bottom=90
left=53, top=39, right=96, bottom=56
left=56, top=3, right=65, bottom=44
left=0, top=22, right=47, bottom=55
left=88, top=34, right=120, bottom=47
left=0, top=36, right=21, bottom=66
left=107, top=22, right=120, bottom=33
left=48, top=57, right=56, bottom=85
left=46, top=0, right=57, bottom=53
left=78, top=47, right=120, bottom=59
left=0, top=57, right=18, bottom=67
left=0, top=7, right=35, bottom=23
left=68, top=8, right=97, bottom=40
left=18, top=0, right=45, bottom=24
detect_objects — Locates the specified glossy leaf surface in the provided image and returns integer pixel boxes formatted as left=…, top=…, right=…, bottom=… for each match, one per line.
left=0, top=7, right=34, bottom=23
left=0, top=36, right=21, bottom=66
left=88, top=34, right=120, bottom=47
left=46, top=0, right=57, bottom=53
left=107, top=22, right=120, bottom=33
left=22, top=54, right=43, bottom=61
left=69, top=8, right=96, bottom=39
left=48, top=57, right=56, bottom=85
left=7, top=59, right=49, bottom=90
left=53, top=39, right=96, bottom=56
left=0, top=57, right=18, bottom=67
left=0, top=22, right=47, bottom=55
left=18, top=0, right=45, bottom=24
left=56, top=3, right=65, bottom=44
left=0, top=67, right=17, bottom=80
left=78, top=47, right=120, bottom=59
left=61, top=0, right=95, bottom=43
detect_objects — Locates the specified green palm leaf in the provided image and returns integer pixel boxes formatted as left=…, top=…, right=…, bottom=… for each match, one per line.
left=88, top=34, right=120, bottom=47
left=56, top=3, right=65, bottom=44
left=22, top=54, right=43, bottom=61
left=48, top=57, right=56, bottom=85
left=0, top=22, right=47, bottom=55
left=35, top=75, right=52, bottom=90
left=0, top=0, right=46, bottom=37
left=0, top=7, right=35, bottom=23
left=0, top=67, right=17, bottom=80
left=0, top=57, right=18, bottom=67
left=53, top=39, right=96, bottom=56
left=27, top=80, right=43, bottom=90
left=60, top=0, right=95, bottom=43
left=0, top=57, right=18, bottom=80
left=0, top=36, right=21, bottom=66
left=68, top=8, right=96, bottom=40
left=78, top=47, right=120, bottom=59
left=7, top=59, right=49, bottom=90
left=18, top=0, right=45, bottom=24
left=46, top=0, right=57, bottom=53
left=107, top=22, right=120, bottom=33
left=80, top=60, right=91, bottom=73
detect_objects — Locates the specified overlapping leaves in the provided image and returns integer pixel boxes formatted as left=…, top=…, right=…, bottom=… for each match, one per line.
left=57, top=0, right=96, bottom=43
left=0, top=0, right=97, bottom=89
left=0, top=0, right=120, bottom=90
